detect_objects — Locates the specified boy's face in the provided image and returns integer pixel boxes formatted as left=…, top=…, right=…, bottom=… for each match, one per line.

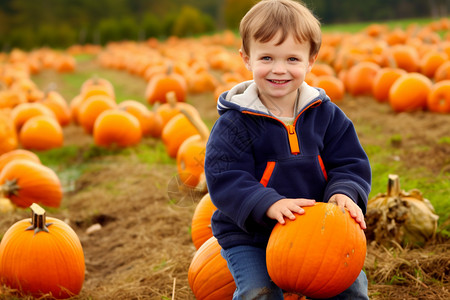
left=240, top=32, right=316, bottom=108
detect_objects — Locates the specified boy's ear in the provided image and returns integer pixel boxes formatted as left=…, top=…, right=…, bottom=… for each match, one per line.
left=307, top=53, right=318, bottom=72
left=239, top=49, right=251, bottom=71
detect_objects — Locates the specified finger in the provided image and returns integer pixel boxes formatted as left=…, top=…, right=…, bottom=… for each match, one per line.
left=283, top=209, right=296, bottom=220
left=296, top=199, right=316, bottom=206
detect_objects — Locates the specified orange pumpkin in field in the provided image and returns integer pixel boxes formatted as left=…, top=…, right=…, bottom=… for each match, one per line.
left=80, top=76, right=115, bottom=100
left=77, top=95, right=117, bottom=134
left=0, top=203, right=85, bottom=298
left=93, top=110, right=142, bottom=147
left=0, top=159, right=62, bottom=208
left=145, top=70, right=187, bottom=104
left=266, top=202, right=367, bottom=298
left=389, top=72, right=432, bottom=112
left=118, top=100, right=153, bottom=136
left=19, top=115, right=64, bottom=151
left=155, top=92, right=199, bottom=127
left=313, top=75, right=345, bottom=101
left=371, top=67, right=406, bottom=102
left=434, top=60, right=450, bottom=82
left=10, top=102, right=56, bottom=132
left=40, top=90, right=72, bottom=126
left=419, top=50, right=448, bottom=78
left=427, top=80, right=450, bottom=113
left=346, top=61, right=380, bottom=96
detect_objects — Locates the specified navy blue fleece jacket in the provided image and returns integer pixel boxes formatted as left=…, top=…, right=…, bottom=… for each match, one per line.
left=204, top=80, right=371, bottom=250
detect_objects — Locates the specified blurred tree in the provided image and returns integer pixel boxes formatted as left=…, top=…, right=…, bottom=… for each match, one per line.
left=223, top=0, right=254, bottom=29
left=172, top=6, right=215, bottom=37
left=141, top=13, right=163, bottom=39
left=98, top=19, right=122, bottom=44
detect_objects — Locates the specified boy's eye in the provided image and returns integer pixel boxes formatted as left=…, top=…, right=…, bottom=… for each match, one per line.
left=261, top=56, right=271, bottom=61
left=288, top=57, right=299, bottom=62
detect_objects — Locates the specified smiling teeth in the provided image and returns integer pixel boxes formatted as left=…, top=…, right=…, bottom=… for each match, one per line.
left=271, top=80, right=288, bottom=84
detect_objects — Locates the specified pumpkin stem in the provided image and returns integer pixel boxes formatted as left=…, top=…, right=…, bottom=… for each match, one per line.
left=166, top=91, right=177, bottom=108
left=25, top=203, right=53, bottom=234
left=179, top=108, right=210, bottom=141
left=387, top=174, right=400, bottom=197
left=0, top=179, right=20, bottom=197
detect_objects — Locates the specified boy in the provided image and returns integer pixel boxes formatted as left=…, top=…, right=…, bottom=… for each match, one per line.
left=204, top=0, right=371, bottom=299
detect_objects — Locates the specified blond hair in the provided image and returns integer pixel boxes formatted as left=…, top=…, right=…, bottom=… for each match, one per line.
left=240, top=0, right=321, bottom=58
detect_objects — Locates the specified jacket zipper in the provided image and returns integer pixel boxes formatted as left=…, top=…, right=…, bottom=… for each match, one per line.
left=242, top=100, right=322, bottom=155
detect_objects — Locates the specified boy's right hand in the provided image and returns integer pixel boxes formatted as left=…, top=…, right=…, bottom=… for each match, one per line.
left=266, top=198, right=316, bottom=225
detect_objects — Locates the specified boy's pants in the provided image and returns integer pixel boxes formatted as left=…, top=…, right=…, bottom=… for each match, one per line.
left=221, top=245, right=369, bottom=300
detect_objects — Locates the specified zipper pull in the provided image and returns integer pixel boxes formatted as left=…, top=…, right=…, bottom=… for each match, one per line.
left=287, top=125, right=300, bottom=154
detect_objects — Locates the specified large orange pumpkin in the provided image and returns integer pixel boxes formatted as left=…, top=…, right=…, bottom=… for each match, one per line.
left=191, top=193, right=217, bottom=249
left=371, top=67, right=406, bottom=102
left=77, top=95, right=117, bottom=134
left=346, top=61, right=380, bottom=96
left=93, top=109, right=142, bottom=147
left=117, top=100, right=153, bottom=136
left=388, top=72, right=432, bottom=112
left=0, top=203, right=85, bottom=298
left=19, top=115, right=64, bottom=151
left=0, top=159, right=62, bottom=208
left=188, top=236, right=236, bottom=300
left=266, top=202, right=367, bottom=298
left=10, top=102, right=56, bottom=132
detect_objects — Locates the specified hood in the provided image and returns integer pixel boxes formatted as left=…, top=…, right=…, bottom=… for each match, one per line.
left=217, top=80, right=325, bottom=116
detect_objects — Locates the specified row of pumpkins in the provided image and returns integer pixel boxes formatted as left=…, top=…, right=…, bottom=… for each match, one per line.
left=95, top=20, right=450, bottom=113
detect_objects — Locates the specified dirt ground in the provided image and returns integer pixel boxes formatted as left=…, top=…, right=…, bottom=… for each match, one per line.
left=1, top=59, right=450, bottom=299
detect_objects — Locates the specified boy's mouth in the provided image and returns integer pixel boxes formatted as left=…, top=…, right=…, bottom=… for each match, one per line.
left=268, top=79, right=290, bottom=84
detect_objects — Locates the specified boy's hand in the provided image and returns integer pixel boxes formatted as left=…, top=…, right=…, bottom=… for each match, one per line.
left=328, top=194, right=366, bottom=230
left=267, top=198, right=316, bottom=225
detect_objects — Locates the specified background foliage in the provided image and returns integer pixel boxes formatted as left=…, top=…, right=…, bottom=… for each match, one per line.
left=0, top=0, right=448, bottom=50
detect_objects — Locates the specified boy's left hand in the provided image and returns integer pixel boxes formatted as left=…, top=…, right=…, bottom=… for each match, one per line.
left=328, top=194, right=366, bottom=230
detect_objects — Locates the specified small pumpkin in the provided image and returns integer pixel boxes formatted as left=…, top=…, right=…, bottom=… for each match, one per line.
left=155, top=91, right=199, bottom=127
left=0, top=203, right=85, bottom=298
left=312, top=75, right=345, bottom=101
left=191, top=193, right=217, bottom=249
left=419, top=50, right=448, bottom=78
left=10, top=102, right=56, bottom=132
left=371, top=67, right=406, bottom=102
left=176, top=108, right=210, bottom=188
left=118, top=100, right=153, bottom=136
left=188, top=236, right=236, bottom=300
left=427, top=79, right=450, bottom=113
left=346, top=61, right=380, bottom=96
left=434, top=60, right=450, bottom=82
left=19, top=115, right=64, bottom=151
left=145, top=67, right=187, bottom=104
left=266, top=202, right=367, bottom=298
left=40, top=90, right=72, bottom=126
left=80, top=76, right=115, bottom=100
left=93, top=109, right=142, bottom=147
left=77, top=95, right=117, bottom=134
left=161, top=106, right=205, bottom=158
left=388, top=72, right=432, bottom=112
left=0, top=159, right=62, bottom=208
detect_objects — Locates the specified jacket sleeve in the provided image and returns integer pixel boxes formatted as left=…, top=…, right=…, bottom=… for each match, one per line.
left=204, top=111, right=284, bottom=231
left=320, top=104, right=372, bottom=214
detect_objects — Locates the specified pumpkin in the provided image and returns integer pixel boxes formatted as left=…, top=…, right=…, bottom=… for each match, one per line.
left=310, top=63, right=336, bottom=77
left=118, top=100, right=153, bottom=136
left=145, top=68, right=187, bottom=104
left=365, top=174, right=439, bottom=247
left=176, top=109, right=210, bottom=188
left=388, top=72, right=432, bottom=112
left=191, top=193, right=217, bottom=249
left=0, top=111, right=18, bottom=155
left=155, top=91, right=199, bottom=127
left=266, top=202, right=367, bottom=298
left=427, top=80, right=450, bottom=113
left=371, top=67, right=406, bottom=102
left=346, top=61, right=380, bottom=96
left=0, top=149, right=41, bottom=172
left=419, top=50, right=448, bottom=78
left=0, top=203, right=85, bottom=298
left=93, top=109, right=142, bottom=147
left=19, top=115, right=64, bottom=151
left=161, top=106, right=205, bottom=158
left=10, top=102, right=56, bottom=132
left=0, top=89, right=26, bottom=109
left=434, top=60, right=450, bottom=82
left=77, top=95, right=117, bottom=134
left=40, top=90, right=72, bottom=126
left=80, top=76, right=115, bottom=100
left=312, top=75, right=345, bottom=101
left=0, top=159, right=62, bottom=208
left=188, top=236, right=236, bottom=300
left=385, top=44, right=420, bottom=72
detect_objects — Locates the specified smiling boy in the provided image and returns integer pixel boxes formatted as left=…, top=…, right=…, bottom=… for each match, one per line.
left=204, top=0, right=371, bottom=299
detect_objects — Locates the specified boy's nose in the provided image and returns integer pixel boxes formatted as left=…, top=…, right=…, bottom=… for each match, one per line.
left=272, top=61, right=287, bottom=74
